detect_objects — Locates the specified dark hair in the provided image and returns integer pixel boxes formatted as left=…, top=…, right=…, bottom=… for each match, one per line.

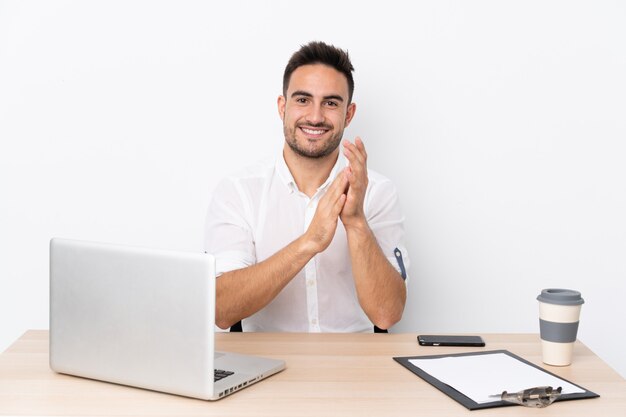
left=282, top=41, right=355, bottom=103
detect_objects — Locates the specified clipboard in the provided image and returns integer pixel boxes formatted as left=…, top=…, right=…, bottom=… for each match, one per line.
left=393, top=350, right=599, bottom=410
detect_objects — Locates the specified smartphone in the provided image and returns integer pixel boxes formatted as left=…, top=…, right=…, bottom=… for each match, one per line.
left=417, top=335, right=485, bottom=347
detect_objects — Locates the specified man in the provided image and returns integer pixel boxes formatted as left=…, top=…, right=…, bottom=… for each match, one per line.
left=204, top=41, right=409, bottom=332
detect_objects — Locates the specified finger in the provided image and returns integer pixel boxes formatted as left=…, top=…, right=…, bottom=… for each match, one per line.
left=344, top=137, right=365, bottom=154
left=332, top=193, right=347, bottom=217
left=351, top=138, right=367, bottom=165
left=343, top=148, right=367, bottom=186
left=343, top=141, right=365, bottom=168
left=323, top=168, right=349, bottom=202
left=355, top=137, right=367, bottom=161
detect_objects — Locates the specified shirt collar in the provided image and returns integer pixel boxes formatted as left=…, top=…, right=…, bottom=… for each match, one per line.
left=276, top=151, right=347, bottom=195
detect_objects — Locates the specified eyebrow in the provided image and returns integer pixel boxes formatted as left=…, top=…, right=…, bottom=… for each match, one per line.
left=290, top=90, right=345, bottom=103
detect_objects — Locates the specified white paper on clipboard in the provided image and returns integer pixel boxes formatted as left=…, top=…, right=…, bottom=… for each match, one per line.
left=409, top=352, right=585, bottom=404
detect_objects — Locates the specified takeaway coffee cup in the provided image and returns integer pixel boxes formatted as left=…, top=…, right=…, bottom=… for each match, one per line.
left=537, top=289, right=584, bottom=366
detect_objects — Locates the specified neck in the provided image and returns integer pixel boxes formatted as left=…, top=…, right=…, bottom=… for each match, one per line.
left=283, top=144, right=339, bottom=197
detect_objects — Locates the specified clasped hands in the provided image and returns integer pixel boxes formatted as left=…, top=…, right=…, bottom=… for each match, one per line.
left=304, top=137, right=369, bottom=254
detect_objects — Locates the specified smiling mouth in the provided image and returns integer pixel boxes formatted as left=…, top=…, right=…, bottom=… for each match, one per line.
left=299, top=126, right=329, bottom=137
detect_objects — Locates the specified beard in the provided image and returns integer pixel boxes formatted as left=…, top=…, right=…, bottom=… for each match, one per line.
left=284, top=122, right=344, bottom=159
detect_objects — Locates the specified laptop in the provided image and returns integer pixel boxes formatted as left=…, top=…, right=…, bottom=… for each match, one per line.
left=49, top=238, right=285, bottom=400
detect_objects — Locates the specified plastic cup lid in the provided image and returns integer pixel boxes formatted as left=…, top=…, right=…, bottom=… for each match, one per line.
left=537, top=288, right=584, bottom=306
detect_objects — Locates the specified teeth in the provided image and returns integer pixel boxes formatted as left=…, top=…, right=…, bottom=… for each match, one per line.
left=302, top=128, right=326, bottom=135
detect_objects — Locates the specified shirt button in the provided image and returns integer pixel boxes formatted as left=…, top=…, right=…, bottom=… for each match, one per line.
left=307, top=280, right=314, bottom=287
left=311, top=318, right=318, bottom=325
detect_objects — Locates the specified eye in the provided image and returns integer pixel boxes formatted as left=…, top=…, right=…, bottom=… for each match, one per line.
left=325, top=100, right=339, bottom=107
left=295, top=97, right=309, bottom=104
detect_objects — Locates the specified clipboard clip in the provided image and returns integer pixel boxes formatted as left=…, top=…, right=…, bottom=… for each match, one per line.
left=491, top=386, right=562, bottom=408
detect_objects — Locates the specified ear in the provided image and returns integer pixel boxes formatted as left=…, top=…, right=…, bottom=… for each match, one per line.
left=277, top=95, right=286, bottom=121
left=344, top=102, right=356, bottom=127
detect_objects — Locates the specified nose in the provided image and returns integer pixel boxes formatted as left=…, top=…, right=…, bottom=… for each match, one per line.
left=304, top=104, right=325, bottom=125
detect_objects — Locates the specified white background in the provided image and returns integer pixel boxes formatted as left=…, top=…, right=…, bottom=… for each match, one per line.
left=1, top=1, right=625, bottom=378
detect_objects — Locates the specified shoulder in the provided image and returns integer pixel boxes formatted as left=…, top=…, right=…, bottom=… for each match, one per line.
left=366, top=168, right=398, bottom=194
left=364, top=168, right=402, bottom=213
left=209, top=157, right=278, bottom=214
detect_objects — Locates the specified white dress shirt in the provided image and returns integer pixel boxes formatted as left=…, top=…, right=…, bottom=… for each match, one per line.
left=204, top=153, right=409, bottom=333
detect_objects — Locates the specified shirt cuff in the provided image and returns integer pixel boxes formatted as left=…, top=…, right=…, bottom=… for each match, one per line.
left=214, top=250, right=255, bottom=276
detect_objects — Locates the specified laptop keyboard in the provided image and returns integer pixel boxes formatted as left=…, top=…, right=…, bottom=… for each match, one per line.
left=214, top=369, right=234, bottom=382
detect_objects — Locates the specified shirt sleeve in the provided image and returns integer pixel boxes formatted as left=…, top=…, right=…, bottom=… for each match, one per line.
left=204, top=178, right=256, bottom=276
left=364, top=176, right=410, bottom=283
